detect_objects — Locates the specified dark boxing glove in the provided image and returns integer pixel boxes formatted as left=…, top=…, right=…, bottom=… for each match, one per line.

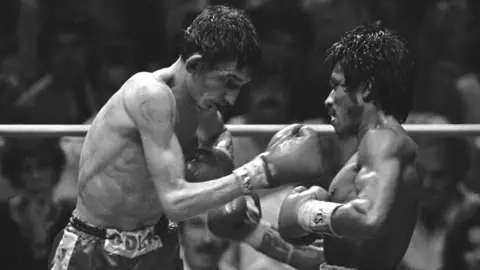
left=233, top=124, right=324, bottom=192
left=278, top=186, right=328, bottom=242
left=185, top=148, right=234, bottom=182
left=207, top=193, right=262, bottom=242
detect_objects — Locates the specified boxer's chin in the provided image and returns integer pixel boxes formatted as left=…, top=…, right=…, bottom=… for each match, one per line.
left=332, top=121, right=342, bottom=135
left=333, top=124, right=351, bottom=140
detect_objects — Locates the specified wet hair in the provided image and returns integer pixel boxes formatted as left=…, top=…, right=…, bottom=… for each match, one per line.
left=180, top=5, right=261, bottom=72
left=325, top=23, right=415, bottom=123
left=443, top=201, right=480, bottom=270
left=1, top=138, right=66, bottom=190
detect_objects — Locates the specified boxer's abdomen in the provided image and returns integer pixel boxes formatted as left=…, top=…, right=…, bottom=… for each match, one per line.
left=75, top=93, right=181, bottom=230
left=76, top=139, right=164, bottom=230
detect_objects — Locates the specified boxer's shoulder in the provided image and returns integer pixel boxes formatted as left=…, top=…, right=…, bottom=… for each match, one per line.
left=122, top=72, right=176, bottom=125
left=123, top=72, right=173, bottom=102
left=359, top=127, right=415, bottom=160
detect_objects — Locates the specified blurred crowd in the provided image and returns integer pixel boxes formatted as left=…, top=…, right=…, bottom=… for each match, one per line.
left=1, top=0, right=480, bottom=269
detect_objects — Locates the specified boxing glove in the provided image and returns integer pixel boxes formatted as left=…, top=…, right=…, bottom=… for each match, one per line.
left=207, top=193, right=261, bottom=242
left=266, top=123, right=305, bottom=149
left=278, top=186, right=328, bottom=241
left=185, top=148, right=234, bottom=182
left=233, top=124, right=324, bottom=192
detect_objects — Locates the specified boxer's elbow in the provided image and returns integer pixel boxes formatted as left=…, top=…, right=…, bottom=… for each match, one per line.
left=360, top=214, right=383, bottom=238
left=159, top=183, right=192, bottom=222
left=351, top=209, right=386, bottom=240
left=336, top=201, right=381, bottom=241
left=159, top=196, right=181, bottom=222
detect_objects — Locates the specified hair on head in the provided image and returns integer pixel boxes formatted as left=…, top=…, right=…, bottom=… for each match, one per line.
left=325, top=22, right=415, bottom=123
left=180, top=5, right=261, bottom=73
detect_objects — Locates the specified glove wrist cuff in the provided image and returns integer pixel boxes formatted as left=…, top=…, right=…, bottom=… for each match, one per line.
left=297, top=200, right=342, bottom=237
left=233, top=156, right=269, bottom=194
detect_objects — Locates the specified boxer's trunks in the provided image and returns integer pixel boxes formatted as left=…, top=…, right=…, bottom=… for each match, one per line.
left=49, top=214, right=183, bottom=270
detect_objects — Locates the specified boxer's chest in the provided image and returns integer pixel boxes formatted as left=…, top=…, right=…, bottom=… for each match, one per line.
left=328, top=153, right=361, bottom=203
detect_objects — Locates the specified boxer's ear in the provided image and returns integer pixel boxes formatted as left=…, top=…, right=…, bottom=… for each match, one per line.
left=361, top=80, right=373, bottom=102
left=185, top=54, right=204, bottom=74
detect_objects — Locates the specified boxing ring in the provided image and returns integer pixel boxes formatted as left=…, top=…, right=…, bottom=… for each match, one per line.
left=0, top=124, right=480, bottom=137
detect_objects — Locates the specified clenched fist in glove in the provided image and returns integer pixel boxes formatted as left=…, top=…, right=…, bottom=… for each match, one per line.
left=279, top=186, right=333, bottom=242
left=207, top=193, right=262, bottom=242
left=185, top=148, right=234, bottom=182
left=233, top=124, right=325, bottom=193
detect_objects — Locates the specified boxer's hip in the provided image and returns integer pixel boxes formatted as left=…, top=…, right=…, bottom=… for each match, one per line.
left=50, top=214, right=182, bottom=270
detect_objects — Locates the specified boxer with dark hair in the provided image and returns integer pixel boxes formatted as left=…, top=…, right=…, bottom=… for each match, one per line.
left=278, top=23, right=419, bottom=270
left=207, top=23, right=420, bottom=270
left=49, top=5, right=325, bottom=270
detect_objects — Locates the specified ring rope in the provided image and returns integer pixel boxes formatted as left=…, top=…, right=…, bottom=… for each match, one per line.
left=0, top=124, right=479, bottom=137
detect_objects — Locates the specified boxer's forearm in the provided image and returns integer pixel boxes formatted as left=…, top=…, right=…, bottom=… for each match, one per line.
left=245, top=221, right=325, bottom=270
left=297, top=199, right=376, bottom=241
left=164, top=173, right=245, bottom=222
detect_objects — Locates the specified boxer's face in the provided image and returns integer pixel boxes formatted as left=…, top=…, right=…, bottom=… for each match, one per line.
left=19, top=157, right=57, bottom=196
left=186, top=55, right=251, bottom=111
left=179, top=213, right=229, bottom=270
left=324, top=63, right=364, bottom=138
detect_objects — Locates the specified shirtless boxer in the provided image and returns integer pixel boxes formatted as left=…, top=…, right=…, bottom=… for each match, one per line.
left=49, top=5, right=325, bottom=270
left=207, top=24, right=421, bottom=270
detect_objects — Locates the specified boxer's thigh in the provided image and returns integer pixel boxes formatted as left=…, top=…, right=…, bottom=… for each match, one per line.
left=50, top=228, right=112, bottom=270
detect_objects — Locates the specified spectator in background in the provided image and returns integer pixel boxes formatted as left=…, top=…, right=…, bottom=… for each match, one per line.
left=443, top=201, right=480, bottom=270
left=400, top=112, right=476, bottom=270
left=413, top=61, right=465, bottom=124
left=228, top=71, right=292, bottom=167
left=0, top=0, right=43, bottom=111
left=1, top=22, right=99, bottom=124
left=93, top=40, right=139, bottom=104
left=227, top=0, right=314, bottom=163
left=301, top=0, right=370, bottom=120
left=225, top=70, right=296, bottom=270
left=179, top=213, right=231, bottom=270
left=0, top=138, right=70, bottom=270
left=247, top=0, right=313, bottom=121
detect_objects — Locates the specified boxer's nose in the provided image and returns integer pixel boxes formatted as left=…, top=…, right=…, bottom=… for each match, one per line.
left=325, top=90, right=335, bottom=109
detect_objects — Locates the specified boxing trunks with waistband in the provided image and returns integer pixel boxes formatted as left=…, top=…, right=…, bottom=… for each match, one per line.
left=49, top=214, right=183, bottom=270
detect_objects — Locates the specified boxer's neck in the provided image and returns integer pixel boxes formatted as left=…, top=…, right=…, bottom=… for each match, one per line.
left=355, top=104, right=382, bottom=144
left=167, top=58, right=199, bottom=110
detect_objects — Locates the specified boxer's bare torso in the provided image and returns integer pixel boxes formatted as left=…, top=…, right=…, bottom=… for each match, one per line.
left=324, top=118, right=420, bottom=270
left=75, top=71, right=203, bottom=231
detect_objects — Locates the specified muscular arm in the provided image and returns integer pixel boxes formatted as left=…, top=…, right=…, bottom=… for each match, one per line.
left=298, top=130, right=409, bottom=240
left=197, top=109, right=233, bottom=159
left=245, top=221, right=325, bottom=270
left=123, top=74, right=244, bottom=222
